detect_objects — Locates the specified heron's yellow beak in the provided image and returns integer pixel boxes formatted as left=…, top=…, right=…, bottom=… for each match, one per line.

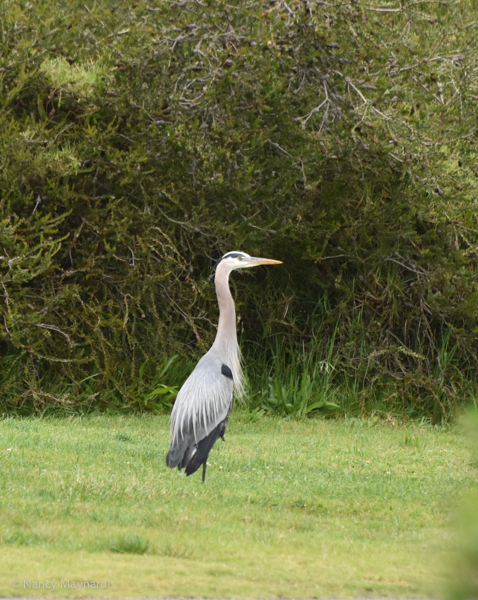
left=248, top=257, right=282, bottom=266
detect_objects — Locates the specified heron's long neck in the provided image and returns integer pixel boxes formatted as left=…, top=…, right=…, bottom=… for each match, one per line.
left=213, top=264, right=237, bottom=352
left=211, top=262, right=244, bottom=399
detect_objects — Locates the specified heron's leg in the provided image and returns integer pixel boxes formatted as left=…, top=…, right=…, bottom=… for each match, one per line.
left=202, top=461, right=207, bottom=483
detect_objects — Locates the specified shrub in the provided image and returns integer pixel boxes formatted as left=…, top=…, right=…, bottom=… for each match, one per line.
left=1, top=0, right=478, bottom=416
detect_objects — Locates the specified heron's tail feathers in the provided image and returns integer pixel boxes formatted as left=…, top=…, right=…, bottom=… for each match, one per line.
left=166, top=417, right=229, bottom=479
left=165, top=437, right=188, bottom=468
left=184, top=424, right=221, bottom=479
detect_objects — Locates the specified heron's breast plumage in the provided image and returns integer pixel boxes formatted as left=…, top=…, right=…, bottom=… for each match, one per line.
left=169, top=348, right=235, bottom=449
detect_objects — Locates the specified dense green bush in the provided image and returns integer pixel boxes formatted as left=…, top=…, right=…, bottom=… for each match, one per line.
left=1, top=0, right=478, bottom=416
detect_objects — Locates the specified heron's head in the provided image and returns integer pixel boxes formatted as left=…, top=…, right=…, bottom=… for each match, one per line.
left=211, top=251, right=282, bottom=280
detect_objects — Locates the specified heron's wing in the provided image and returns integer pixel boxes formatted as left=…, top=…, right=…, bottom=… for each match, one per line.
left=166, top=350, right=233, bottom=468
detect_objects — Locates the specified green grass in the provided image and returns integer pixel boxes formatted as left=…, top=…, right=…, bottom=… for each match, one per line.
left=0, top=413, right=475, bottom=598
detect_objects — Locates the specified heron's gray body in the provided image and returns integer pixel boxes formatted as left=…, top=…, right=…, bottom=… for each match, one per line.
left=166, top=346, right=235, bottom=469
left=166, top=251, right=281, bottom=480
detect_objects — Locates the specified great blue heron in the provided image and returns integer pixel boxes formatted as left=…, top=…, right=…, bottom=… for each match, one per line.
left=166, top=251, right=282, bottom=481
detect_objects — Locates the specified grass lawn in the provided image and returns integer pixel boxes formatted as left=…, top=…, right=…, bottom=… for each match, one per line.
left=0, top=413, right=475, bottom=599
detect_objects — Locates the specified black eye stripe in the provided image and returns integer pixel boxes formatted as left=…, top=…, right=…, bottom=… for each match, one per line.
left=210, top=252, right=249, bottom=277
left=222, top=252, right=247, bottom=259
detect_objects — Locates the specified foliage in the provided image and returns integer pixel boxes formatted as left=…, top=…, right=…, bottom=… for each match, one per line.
left=245, top=334, right=342, bottom=418
left=1, top=0, right=478, bottom=415
left=0, top=414, right=474, bottom=597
